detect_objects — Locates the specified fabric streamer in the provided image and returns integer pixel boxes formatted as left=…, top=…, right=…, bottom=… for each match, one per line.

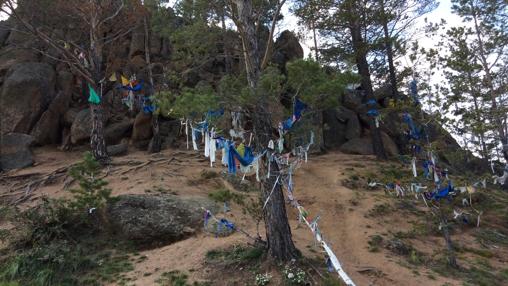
left=210, top=136, right=216, bottom=167
left=204, top=131, right=210, bottom=158
left=88, top=84, right=101, bottom=105
left=411, top=157, right=417, bottom=177
left=263, top=176, right=281, bottom=209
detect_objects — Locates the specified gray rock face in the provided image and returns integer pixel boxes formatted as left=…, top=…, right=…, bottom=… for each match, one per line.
left=107, top=194, right=219, bottom=245
left=340, top=132, right=399, bottom=157
left=322, top=107, right=361, bottom=149
left=0, top=62, right=55, bottom=135
left=131, top=111, right=153, bottom=144
left=70, top=109, right=92, bottom=144
left=271, top=30, right=304, bottom=70
left=105, top=119, right=133, bottom=145
left=31, top=91, right=70, bottom=145
left=107, top=143, right=128, bottom=157
left=340, top=137, right=373, bottom=155
left=0, top=133, right=34, bottom=171
left=70, top=108, right=109, bottom=144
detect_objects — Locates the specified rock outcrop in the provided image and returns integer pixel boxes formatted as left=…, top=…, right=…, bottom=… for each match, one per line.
left=0, top=62, right=56, bottom=135
left=107, top=194, right=219, bottom=245
left=0, top=133, right=34, bottom=171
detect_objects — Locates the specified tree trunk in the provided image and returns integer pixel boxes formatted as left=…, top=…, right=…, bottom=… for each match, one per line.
left=380, top=0, right=398, bottom=100
left=349, top=17, right=387, bottom=160
left=438, top=210, right=458, bottom=268
left=143, top=16, right=161, bottom=154
left=90, top=103, right=109, bottom=163
left=220, top=9, right=233, bottom=74
left=232, top=0, right=298, bottom=261
left=89, top=0, right=109, bottom=164
left=311, top=21, right=319, bottom=62
left=253, top=104, right=299, bottom=261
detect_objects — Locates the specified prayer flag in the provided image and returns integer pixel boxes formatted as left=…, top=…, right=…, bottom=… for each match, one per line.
left=88, top=84, right=100, bottom=105
left=121, top=75, right=130, bottom=86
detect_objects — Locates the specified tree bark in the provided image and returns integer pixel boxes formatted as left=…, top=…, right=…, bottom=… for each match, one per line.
left=380, top=0, right=398, bottom=100
left=438, top=210, right=458, bottom=268
left=89, top=0, right=109, bottom=164
left=143, top=16, right=161, bottom=153
left=311, top=21, right=319, bottom=62
left=90, top=103, right=109, bottom=163
left=231, top=0, right=298, bottom=261
left=349, top=16, right=387, bottom=160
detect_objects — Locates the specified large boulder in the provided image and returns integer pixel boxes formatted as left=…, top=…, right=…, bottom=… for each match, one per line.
left=0, top=47, right=39, bottom=79
left=70, top=108, right=109, bottom=144
left=0, top=133, right=34, bottom=171
left=159, top=119, right=181, bottom=148
left=323, top=109, right=347, bottom=149
left=105, top=119, right=134, bottom=145
left=0, top=21, right=11, bottom=47
left=107, top=194, right=219, bottom=245
left=322, top=107, right=361, bottom=149
left=131, top=111, right=153, bottom=145
left=56, top=70, right=74, bottom=96
left=271, top=30, right=304, bottom=70
left=128, top=23, right=145, bottom=58
left=340, top=137, right=372, bottom=155
left=31, top=91, right=70, bottom=145
left=107, top=143, right=128, bottom=157
left=340, top=132, right=399, bottom=156
left=0, top=62, right=55, bottom=135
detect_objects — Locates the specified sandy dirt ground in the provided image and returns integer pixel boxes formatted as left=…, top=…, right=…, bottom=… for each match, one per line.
left=1, top=147, right=467, bottom=285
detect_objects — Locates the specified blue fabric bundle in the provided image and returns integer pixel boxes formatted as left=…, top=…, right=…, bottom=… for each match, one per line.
left=403, top=113, right=421, bottom=140
left=227, top=144, right=255, bottom=174
left=367, top=109, right=379, bottom=117
left=206, top=108, right=224, bottom=118
left=282, top=98, right=308, bottom=131
left=294, top=98, right=307, bottom=120
left=432, top=181, right=453, bottom=200
left=120, top=81, right=143, bottom=91
left=410, top=79, right=420, bottom=105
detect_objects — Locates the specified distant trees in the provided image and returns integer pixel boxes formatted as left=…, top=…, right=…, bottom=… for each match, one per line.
left=420, top=0, right=508, bottom=163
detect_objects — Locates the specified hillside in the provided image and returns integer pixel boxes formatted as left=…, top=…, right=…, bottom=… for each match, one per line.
left=2, top=146, right=507, bottom=286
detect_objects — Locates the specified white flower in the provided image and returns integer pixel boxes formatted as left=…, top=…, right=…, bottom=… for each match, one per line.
left=287, top=272, right=294, bottom=279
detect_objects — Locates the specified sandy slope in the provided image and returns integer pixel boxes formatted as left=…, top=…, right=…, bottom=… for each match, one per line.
left=1, top=147, right=463, bottom=285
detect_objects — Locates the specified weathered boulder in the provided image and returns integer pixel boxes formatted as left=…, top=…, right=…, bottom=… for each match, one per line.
left=0, top=133, right=34, bottom=171
left=340, top=137, right=372, bottom=155
left=0, top=62, right=55, bottom=135
left=128, top=55, right=146, bottom=72
left=159, top=119, right=180, bottom=148
left=70, top=108, right=109, bottom=144
left=0, top=21, right=10, bottom=47
left=322, top=107, right=361, bottom=149
left=323, top=109, right=347, bottom=149
left=31, top=91, right=70, bottom=145
left=63, top=108, right=80, bottom=127
left=342, top=88, right=364, bottom=112
left=105, top=119, right=133, bottom=145
left=340, top=132, right=399, bottom=156
left=107, top=143, right=128, bottom=157
left=271, top=30, right=304, bottom=70
left=128, top=23, right=145, bottom=58
left=107, top=194, right=219, bottom=245
left=56, top=70, right=74, bottom=96
left=0, top=48, right=39, bottom=79
left=131, top=111, right=153, bottom=143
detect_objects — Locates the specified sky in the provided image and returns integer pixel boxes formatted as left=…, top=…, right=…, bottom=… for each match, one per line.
left=278, top=0, right=462, bottom=59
